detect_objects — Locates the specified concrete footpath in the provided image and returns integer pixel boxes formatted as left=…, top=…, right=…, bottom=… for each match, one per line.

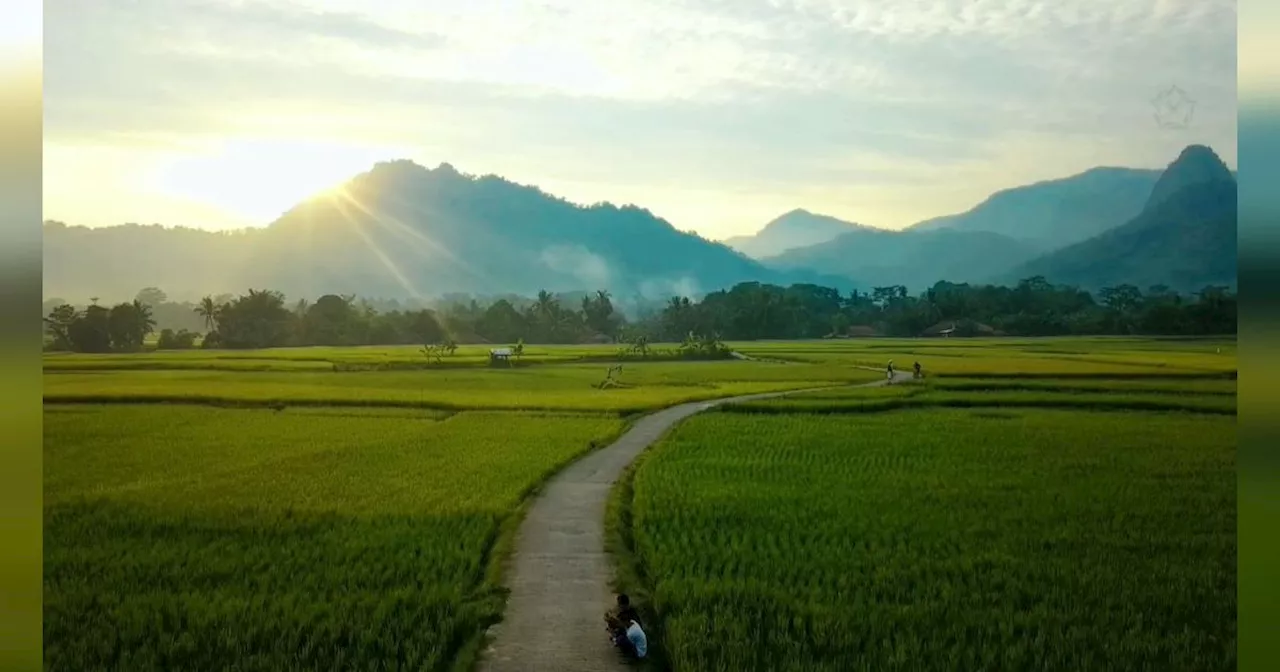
left=477, top=372, right=911, bottom=671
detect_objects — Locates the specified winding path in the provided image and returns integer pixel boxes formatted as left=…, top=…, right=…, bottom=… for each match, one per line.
left=477, top=371, right=912, bottom=671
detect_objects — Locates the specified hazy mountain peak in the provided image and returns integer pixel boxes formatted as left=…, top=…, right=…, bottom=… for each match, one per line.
left=1144, top=144, right=1235, bottom=211
left=367, top=158, right=428, bottom=175
left=348, top=159, right=433, bottom=192
left=1005, top=144, right=1237, bottom=292
left=725, top=209, right=862, bottom=259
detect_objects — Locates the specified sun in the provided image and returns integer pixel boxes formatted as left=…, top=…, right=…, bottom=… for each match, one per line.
left=146, top=137, right=403, bottom=226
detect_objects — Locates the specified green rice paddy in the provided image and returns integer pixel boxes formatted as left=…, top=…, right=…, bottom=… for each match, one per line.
left=43, top=336, right=1237, bottom=670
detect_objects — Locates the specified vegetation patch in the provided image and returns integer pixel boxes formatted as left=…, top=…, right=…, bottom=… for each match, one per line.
left=932, top=377, right=1238, bottom=396
left=625, top=408, right=1236, bottom=670
left=44, top=406, right=625, bottom=671
left=42, top=363, right=879, bottom=414
left=724, top=388, right=1235, bottom=416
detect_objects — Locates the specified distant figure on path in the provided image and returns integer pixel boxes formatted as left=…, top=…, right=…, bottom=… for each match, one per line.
left=913, top=361, right=922, bottom=379
left=886, top=360, right=895, bottom=381
left=605, top=594, right=647, bottom=659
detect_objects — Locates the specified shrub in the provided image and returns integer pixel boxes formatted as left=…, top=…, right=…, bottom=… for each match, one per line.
left=156, top=328, right=199, bottom=350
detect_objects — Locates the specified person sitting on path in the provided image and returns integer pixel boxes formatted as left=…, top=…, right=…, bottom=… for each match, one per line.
left=624, top=617, right=648, bottom=659
left=604, top=594, right=647, bottom=659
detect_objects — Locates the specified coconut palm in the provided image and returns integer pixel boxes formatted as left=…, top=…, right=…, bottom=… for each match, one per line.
left=194, top=296, right=219, bottom=332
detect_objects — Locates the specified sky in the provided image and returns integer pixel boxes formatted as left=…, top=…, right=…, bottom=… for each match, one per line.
left=43, top=0, right=1238, bottom=240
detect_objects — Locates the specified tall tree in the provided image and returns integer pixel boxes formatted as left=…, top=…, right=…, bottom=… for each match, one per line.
left=135, top=287, right=168, bottom=307
left=107, top=300, right=156, bottom=351
left=582, top=289, right=617, bottom=338
left=194, top=296, right=219, bottom=333
left=476, top=299, right=526, bottom=343
left=67, top=304, right=112, bottom=353
left=407, top=309, right=446, bottom=344
left=304, top=294, right=358, bottom=345
left=216, top=289, right=294, bottom=349
left=43, top=304, right=79, bottom=350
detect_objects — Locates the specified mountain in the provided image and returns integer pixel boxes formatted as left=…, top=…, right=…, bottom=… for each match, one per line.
left=42, top=160, right=853, bottom=304
left=908, top=166, right=1163, bottom=250
left=1142, top=144, right=1236, bottom=211
left=1003, top=145, right=1237, bottom=292
left=723, top=209, right=861, bottom=258
left=764, top=225, right=1039, bottom=292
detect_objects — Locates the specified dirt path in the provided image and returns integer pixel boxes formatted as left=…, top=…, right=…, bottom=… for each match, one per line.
left=477, top=372, right=912, bottom=671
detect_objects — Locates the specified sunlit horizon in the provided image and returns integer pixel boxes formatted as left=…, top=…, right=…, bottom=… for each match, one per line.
left=43, top=0, right=1239, bottom=240
left=43, top=139, right=1241, bottom=241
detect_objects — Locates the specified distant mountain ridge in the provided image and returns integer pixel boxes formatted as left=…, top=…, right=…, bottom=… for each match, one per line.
left=1003, top=144, right=1237, bottom=292
left=723, top=209, right=863, bottom=258
left=764, top=223, right=1039, bottom=292
left=42, top=160, right=853, bottom=304
left=764, top=144, right=1235, bottom=292
left=42, top=146, right=1237, bottom=305
left=908, top=166, right=1163, bottom=250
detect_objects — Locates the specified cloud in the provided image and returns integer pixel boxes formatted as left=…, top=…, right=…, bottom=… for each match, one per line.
left=45, top=0, right=443, bottom=54
left=43, top=0, right=1238, bottom=234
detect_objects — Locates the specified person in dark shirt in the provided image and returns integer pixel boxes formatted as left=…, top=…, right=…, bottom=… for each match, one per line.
left=604, top=594, right=645, bottom=657
left=913, top=361, right=922, bottom=379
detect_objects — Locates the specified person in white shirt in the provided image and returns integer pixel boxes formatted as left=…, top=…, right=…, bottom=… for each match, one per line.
left=604, top=593, right=648, bottom=659
left=624, top=618, right=648, bottom=659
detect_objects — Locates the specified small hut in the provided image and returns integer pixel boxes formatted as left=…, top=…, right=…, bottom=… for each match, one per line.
left=489, top=347, right=513, bottom=366
left=845, top=325, right=881, bottom=338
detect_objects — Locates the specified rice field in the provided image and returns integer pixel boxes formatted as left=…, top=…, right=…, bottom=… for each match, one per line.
left=732, top=337, right=1237, bottom=377
left=618, top=380, right=1237, bottom=670
left=725, top=386, right=1237, bottom=416
left=44, top=406, right=625, bottom=670
left=42, top=344, right=605, bottom=372
left=42, top=336, right=1237, bottom=671
left=41, top=362, right=881, bottom=414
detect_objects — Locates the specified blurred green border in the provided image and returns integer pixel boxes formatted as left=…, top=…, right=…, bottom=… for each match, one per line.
left=1238, top=4, right=1280, bottom=660
left=0, top=38, right=44, bottom=672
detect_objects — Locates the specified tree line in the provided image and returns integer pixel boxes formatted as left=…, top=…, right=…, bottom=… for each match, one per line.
left=43, top=278, right=1236, bottom=353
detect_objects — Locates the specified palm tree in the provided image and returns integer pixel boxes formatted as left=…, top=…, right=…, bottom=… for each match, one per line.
left=132, top=299, right=157, bottom=335
left=194, top=296, right=219, bottom=332
left=534, top=290, right=556, bottom=319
